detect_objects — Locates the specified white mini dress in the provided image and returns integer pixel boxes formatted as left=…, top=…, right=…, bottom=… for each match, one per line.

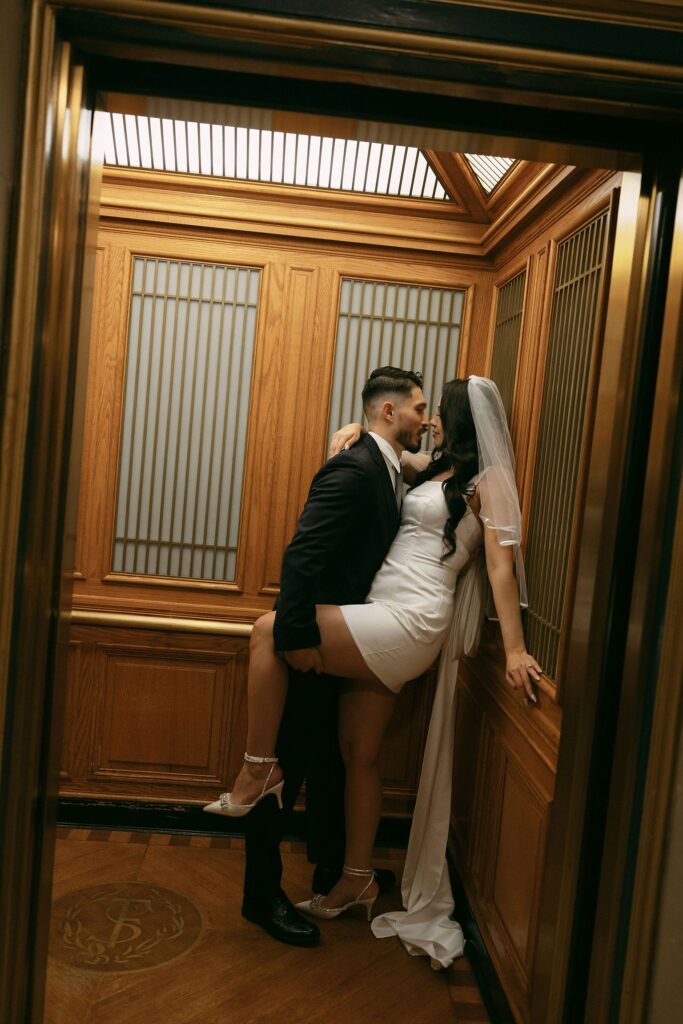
left=340, top=480, right=483, bottom=691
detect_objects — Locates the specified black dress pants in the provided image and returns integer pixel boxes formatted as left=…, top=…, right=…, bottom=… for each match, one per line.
left=243, top=667, right=346, bottom=903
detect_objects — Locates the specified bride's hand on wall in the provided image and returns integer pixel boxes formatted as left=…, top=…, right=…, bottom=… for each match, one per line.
left=329, top=422, right=364, bottom=456
left=506, top=649, right=542, bottom=704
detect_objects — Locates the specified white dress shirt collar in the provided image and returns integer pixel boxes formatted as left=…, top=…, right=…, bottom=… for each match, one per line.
left=368, top=430, right=402, bottom=479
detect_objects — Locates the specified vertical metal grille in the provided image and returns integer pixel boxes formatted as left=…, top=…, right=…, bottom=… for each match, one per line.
left=524, top=212, right=609, bottom=678
left=112, top=258, right=260, bottom=582
left=489, top=270, right=526, bottom=421
left=464, top=154, right=515, bottom=194
left=328, top=279, right=465, bottom=446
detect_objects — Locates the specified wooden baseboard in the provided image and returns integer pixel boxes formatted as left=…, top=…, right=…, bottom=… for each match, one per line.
left=56, top=797, right=411, bottom=847
left=447, top=853, right=516, bottom=1024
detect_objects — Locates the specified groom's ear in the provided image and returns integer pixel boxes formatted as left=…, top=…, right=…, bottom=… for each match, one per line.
left=380, top=400, right=394, bottom=421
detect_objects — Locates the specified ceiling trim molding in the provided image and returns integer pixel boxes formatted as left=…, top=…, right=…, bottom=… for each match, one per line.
left=430, top=0, right=683, bottom=32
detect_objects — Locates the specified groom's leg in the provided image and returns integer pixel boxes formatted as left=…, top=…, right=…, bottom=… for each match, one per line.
left=303, top=671, right=346, bottom=875
left=242, top=670, right=320, bottom=946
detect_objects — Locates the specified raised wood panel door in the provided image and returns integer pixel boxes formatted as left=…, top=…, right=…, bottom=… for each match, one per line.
left=64, top=176, right=485, bottom=811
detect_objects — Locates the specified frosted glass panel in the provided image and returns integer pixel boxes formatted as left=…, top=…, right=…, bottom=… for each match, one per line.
left=328, top=278, right=464, bottom=446
left=112, top=257, right=260, bottom=581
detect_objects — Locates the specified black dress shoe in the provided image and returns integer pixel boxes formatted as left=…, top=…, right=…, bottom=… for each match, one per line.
left=241, top=892, right=320, bottom=947
left=312, top=864, right=396, bottom=896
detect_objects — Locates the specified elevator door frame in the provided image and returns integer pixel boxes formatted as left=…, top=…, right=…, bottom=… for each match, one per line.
left=1, top=3, right=681, bottom=1022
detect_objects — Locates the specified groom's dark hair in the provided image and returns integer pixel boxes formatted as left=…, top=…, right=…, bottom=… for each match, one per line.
left=362, top=366, right=423, bottom=417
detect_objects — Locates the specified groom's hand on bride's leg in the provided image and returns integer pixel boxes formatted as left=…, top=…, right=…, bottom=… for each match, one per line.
left=312, top=864, right=396, bottom=896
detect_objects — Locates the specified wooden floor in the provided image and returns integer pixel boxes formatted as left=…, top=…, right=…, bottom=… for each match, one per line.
left=45, top=828, right=491, bottom=1024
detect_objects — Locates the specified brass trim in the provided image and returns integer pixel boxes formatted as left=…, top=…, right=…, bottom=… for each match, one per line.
left=0, top=1, right=55, bottom=744
left=587, top=167, right=683, bottom=1023
left=532, top=170, right=648, bottom=1022
left=70, top=609, right=253, bottom=635
left=430, top=0, right=683, bottom=32
left=55, top=1, right=683, bottom=87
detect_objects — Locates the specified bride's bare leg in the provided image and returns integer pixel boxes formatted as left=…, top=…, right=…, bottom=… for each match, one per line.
left=320, top=678, right=397, bottom=909
left=229, top=611, right=286, bottom=805
left=229, top=606, right=380, bottom=806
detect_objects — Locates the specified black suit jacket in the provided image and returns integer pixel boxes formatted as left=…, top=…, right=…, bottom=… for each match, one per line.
left=273, top=433, right=400, bottom=651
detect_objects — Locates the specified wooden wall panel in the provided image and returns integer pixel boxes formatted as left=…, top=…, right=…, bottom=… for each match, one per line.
left=63, top=625, right=249, bottom=802
left=451, top=682, right=484, bottom=859
left=489, top=751, right=548, bottom=981
left=60, top=622, right=435, bottom=813
left=63, top=171, right=491, bottom=811
left=74, top=243, right=129, bottom=582
left=381, top=670, right=437, bottom=816
left=93, top=647, right=236, bottom=786
left=258, top=263, right=323, bottom=593
left=450, top=663, right=555, bottom=1023
left=450, top=171, right=621, bottom=1022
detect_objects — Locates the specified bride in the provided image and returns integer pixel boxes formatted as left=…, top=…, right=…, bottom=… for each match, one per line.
left=207, top=375, right=540, bottom=966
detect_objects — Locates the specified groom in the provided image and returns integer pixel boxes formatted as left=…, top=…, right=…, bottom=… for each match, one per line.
left=241, top=366, right=429, bottom=946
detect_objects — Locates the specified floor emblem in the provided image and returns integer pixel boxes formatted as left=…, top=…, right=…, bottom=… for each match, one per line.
left=50, top=881, right=204, bottom=971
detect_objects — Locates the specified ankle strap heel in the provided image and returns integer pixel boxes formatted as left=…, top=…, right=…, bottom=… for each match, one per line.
left=298, top=865, right=378, bottom=922
left=203, top=752, right=283, bottom=818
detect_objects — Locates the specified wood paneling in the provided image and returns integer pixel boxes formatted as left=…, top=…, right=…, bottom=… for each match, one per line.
left=63, top=168, right=491, bottom=810
left=450, top=661, right=556, bottom=1023
left=381, top=669, right=437, bottom=814
left=451, top=682, right=485, bottom=861
left=72, top=229, right=482, bottom=624
left=63, top=626, right=248, bottom=801
left=94, top=649, right=235, bottom=785
left=449, top=173, right=620, bottom=1022
left=62, top=623, right=437, bottom=815
left=490, top=752, right=548, bottom=979
left=259, top=263, right=325, bottom=593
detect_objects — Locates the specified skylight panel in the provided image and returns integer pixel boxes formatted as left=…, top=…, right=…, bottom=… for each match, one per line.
left=97, top=113, right=451, bottom=201
left=464, top=154, right=516, bottom=194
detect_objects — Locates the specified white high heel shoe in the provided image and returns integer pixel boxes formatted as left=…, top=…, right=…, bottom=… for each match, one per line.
left=203, top=753, right=284, bottom=817
left=296, top=865, right=377, bottom=921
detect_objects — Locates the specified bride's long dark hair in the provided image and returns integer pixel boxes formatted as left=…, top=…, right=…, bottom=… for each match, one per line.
left=414, top=378, right=479, bottom=559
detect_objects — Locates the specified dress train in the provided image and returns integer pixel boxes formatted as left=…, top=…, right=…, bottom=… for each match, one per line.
left=371, top=555, right=486, bottom=968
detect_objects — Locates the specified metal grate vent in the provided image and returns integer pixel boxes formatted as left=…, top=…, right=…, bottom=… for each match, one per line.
left=328, top=278, right=464, bottom=448
left=489, top=270, right=526, bottom=421
left=524, top=212, right=609, bottom=679
left=112, top=258, right=260, bottom=582
left=99, top=112, right=451, bottom=201
left=464, top=154, right=515, bottom=194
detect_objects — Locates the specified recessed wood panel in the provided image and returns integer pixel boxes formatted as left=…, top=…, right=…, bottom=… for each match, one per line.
left=380, top=669, right=437, bottom=815
left=451, top=682, right=484, bottom=858
left=90, top=641, right=240, bottom=788
left=490, top=750, right=548, bottom=982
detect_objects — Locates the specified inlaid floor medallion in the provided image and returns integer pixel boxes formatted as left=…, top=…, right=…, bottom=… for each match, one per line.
left=50, top=881, right=204, bottom=972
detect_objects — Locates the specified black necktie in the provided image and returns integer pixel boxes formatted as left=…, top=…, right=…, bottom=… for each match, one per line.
left=394, top=465, right=403, bottom=512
